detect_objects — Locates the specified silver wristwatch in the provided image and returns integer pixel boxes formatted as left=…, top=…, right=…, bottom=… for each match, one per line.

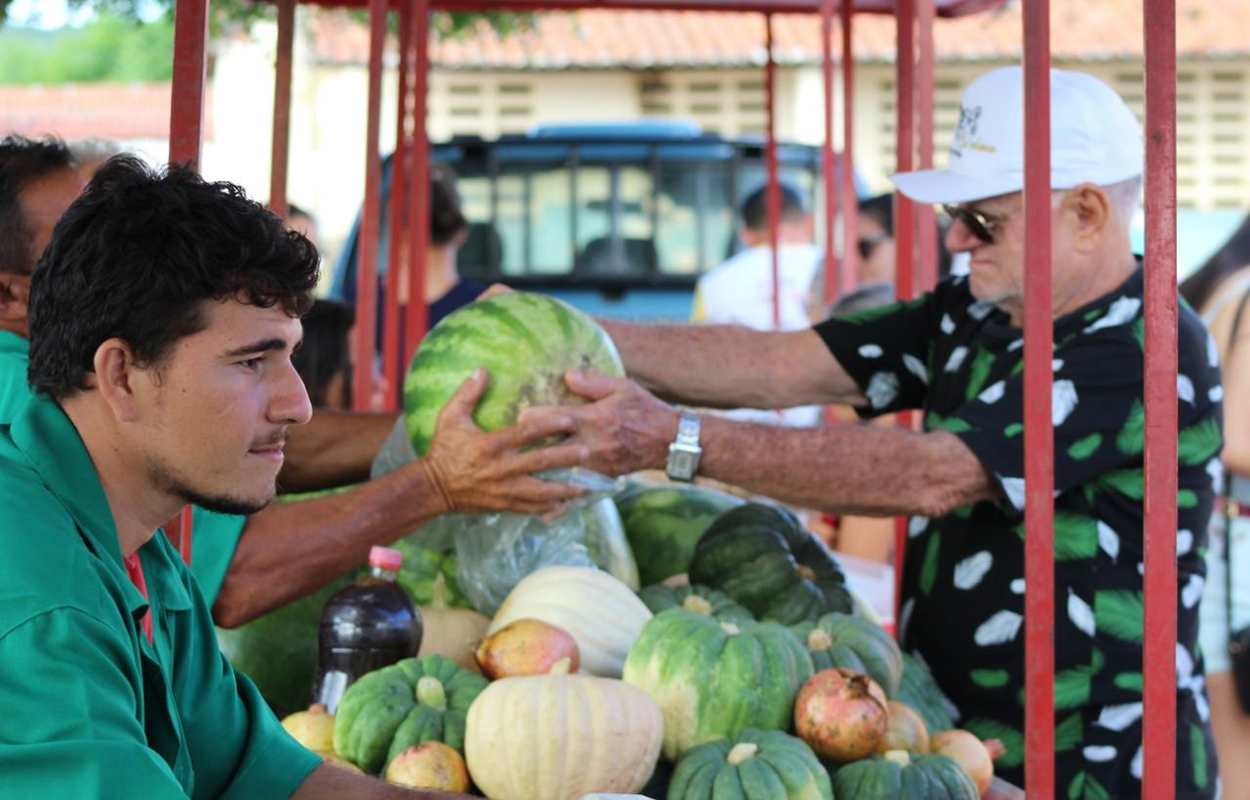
left=665, top=412, right=702, bottom=482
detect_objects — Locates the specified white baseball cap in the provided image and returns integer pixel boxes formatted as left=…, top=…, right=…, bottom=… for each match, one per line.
left=891, top=66, right=1144, bottom=204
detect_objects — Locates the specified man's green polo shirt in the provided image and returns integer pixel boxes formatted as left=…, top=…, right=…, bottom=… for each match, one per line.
left=0, top=330, right=245, bottom=604
left=0, top=392, right=322, bottom=797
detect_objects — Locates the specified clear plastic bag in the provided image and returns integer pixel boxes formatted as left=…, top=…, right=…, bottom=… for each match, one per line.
left=370, top=417, right=624, bottom=614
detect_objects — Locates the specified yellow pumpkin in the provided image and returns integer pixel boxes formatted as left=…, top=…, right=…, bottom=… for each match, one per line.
left=465, top=673, right=663, bottom=800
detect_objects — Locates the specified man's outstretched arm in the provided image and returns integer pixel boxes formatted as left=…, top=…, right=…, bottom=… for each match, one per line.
left=595, top=321, right=867, bottom=411
left=522, top=371, right=998, bottom=519
left=213, top=370, right=585, bottom=627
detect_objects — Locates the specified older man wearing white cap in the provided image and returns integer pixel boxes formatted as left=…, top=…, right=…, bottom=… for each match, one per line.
left=517, top=66, right=1220, bottom=796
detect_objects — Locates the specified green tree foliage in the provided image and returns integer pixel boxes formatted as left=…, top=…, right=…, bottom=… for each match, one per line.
left=0, top=12, right=175, bottom=83
left=0, top=2, right=532, bottom=85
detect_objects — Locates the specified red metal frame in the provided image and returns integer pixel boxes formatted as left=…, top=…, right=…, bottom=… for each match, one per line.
left=820, top=0, right=836, bottom=305
left=383, top=0, right=413, bottom=413
left=839, top=0, right=857, bottom=296
left=892, top=0, right=915, bottom=620
left=354, top=0, right=388, bottom=411
left=915, top=0, right=937, bottom=291
left=169, top=0, right=209, bottom=167
left=269, top=0, right=296, bottom=219
left=171, top=0, right=1185, bottom=791
left=1021, top=0, right=1056, bottom=793
left=765, top=14, right=781, bottom=330
left=404, top=0, right=433, bottom=367
left=1142, top=0, right=1179, bottom=792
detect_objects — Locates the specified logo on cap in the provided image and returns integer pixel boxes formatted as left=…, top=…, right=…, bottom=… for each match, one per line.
left=951, top=105, right=994, bottom=157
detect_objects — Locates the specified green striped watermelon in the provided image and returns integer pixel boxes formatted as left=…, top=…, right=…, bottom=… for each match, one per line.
left=614, top=481, right=744, bottom=586
left=403, top=292, right=624, bottom=455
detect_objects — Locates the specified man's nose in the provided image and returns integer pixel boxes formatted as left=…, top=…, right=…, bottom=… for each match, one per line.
left=945, top=216, right=981, bottom=253
left=271, top=361, right=313, bottom=426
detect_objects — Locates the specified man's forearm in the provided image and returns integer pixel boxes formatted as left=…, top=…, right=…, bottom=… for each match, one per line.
left=278, top=409, right=398, bottom=493
left=213, top=460, right=449, bottom=627
left=293, top=762, right=473, bottom=799
left=598, top=320, right=863, bottom=409
left=693, top=417, right=999, bottom=518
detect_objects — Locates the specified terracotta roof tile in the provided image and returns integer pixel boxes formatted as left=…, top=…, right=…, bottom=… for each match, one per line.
left=309, top=0, right=1250, bottom=68
left=0, top=82, right=211, bottom=141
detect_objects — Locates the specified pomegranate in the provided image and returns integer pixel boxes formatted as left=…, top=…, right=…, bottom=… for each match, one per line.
left=876, top=701, right=930, bottom=754
left=930, top=729, right=994, bottom=794
left=474, top=617, right=579, bottom=679
left=385, top=742, right=470, bottom=792
left=793, top=667, right=888, bottom=763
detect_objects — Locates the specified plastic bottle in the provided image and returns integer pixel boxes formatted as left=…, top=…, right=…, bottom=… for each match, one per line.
left=311, top=545, right=423, bottom=713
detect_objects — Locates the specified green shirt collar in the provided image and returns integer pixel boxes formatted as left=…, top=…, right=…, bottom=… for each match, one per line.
left=8, top=393, right=191, bottom=614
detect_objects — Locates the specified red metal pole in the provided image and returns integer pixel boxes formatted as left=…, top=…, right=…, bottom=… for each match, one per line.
left=839, top=0, right=857, bottom=295
left=916, top=0, right=938, bottom=290
left=1142, top=0, right=1179, bottom=794
left=168, top=0, right=211, bottom=565
left=268, top=0, right=295, bottom=219
left=384, top=0, right=413, bottom=413
left=820, top=0, right=836, bottom=306
left=764, top=13, right=781, bottom=331
left=169, top=0, right=209, bottom=167
left=354, top=0, right=387, bottom=411
left=404, top=0, right=432, bottom=367
left=892, top=0, right=915, bottom=622
left=1022, top=1, right=1056, bottom=794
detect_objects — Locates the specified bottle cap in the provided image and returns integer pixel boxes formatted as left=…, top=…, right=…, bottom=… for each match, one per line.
left=368, top=546, right=403, bottom=571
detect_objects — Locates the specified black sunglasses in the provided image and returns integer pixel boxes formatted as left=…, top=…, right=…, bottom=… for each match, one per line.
left=857, top=234, right=889, bottom=261
left=942, top=203, right=998, bottom=244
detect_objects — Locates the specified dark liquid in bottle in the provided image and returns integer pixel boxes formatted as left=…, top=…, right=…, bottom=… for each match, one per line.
left=312, top=575, right=423, bottom=713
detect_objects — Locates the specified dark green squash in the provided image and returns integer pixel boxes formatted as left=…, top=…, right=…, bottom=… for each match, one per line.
left=688, top=503, right=853, bottom=625
left=667, top=728, right=833, bottom=800
left=896, top=652, right=960, bottom=734
left=791, top=612, right=903, bottom=697
left=332, top=654, right=488, bottom=774
left=831, top=751, right=979, bottom=799
left=637, top=583, right=755, bottom=624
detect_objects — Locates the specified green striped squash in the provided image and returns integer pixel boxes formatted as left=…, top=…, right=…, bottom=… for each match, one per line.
left=688, top=503, right=854, bottom=625
left=333, top=654, right=488, bottom=774
left=830, top=751, right=979, bottom=799
left=791, top=612, right=903, bottom=697
left=637, top=583, right=755, bottom=624
left=403, top=292, right=624, bottom=455
left=623, top=608, right=814, bottom=760
left=614, top=481, right=745, bottom=585
left=668, top=729, right=833, bottom=800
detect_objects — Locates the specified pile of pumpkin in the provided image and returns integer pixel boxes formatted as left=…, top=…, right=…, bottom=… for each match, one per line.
left=281, top=502, right=1002, bottom=798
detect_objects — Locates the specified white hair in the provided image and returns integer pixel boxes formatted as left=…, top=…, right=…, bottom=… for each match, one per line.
left=1101, top=175, right=1143, bottom=232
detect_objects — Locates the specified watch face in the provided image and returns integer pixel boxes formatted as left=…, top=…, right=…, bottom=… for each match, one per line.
left=670, top=451, right=695, bottom=475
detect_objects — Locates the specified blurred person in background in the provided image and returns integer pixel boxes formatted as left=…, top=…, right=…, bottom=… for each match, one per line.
left=692, top=182, right=822, bottom=426
left=1181, top=211, right=1250, bottom=799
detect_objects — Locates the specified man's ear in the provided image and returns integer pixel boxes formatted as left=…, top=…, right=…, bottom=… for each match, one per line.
left=0, top=272, right=31, bottom=324
left=1069, top=183, right=1112, bottom=245
left=92, top=337, right=145, bottom=423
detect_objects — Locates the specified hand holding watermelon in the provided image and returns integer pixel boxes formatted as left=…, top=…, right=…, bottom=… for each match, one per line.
left=420, top=367, right=590, bottom=516
left=518, top=369, right=679, bottom=478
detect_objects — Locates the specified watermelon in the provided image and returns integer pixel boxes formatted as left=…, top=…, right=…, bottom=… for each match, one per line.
left=403, top=292, right=624, bottom=455
left=613, top=480, right=744, bottom=586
